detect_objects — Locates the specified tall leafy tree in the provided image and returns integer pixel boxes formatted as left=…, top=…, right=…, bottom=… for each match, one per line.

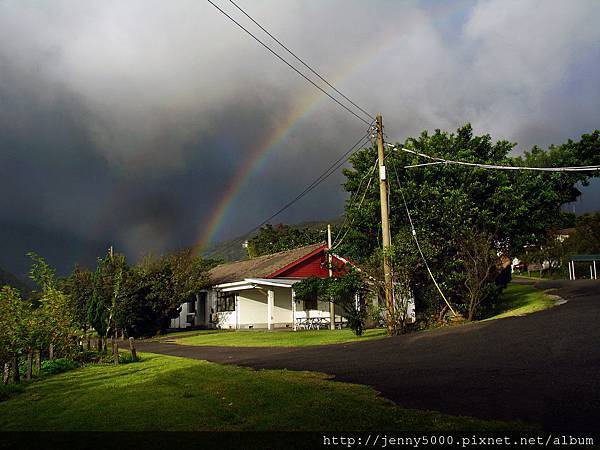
left=115, top=250, right=213, bottom=337
left=28, top=253, right=78, bottom=357
left=88, top=251, right=128, bottom=338
left=64, top=265, right=94, bottom=332
left=0, top=286, right=30, bottom=381
left=340, top=125, right=599, bottom=319
left=247, top=224, right=326, bottom=258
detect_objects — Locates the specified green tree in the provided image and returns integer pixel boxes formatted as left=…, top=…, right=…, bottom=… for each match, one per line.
left=0, top=286, right=30, bottom=382
left=88, top=251, right=128, bottom=339
left=339, top=125, right=599, bottom=320
left=115, top=250, right=213, bottom=337
left=247, top=224, right=325, bottom=258
left=64, top=265, right=94, bottom=331
left=294, top=269, right=369, bottom=336
left=457, top=230, right=501, bottom=320
left=565, top=212, right=600, bottom=255
left=28, top=253, right=78, bottom=357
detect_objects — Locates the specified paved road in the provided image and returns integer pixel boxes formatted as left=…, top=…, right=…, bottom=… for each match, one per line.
left=135, top=280, right=600, bottom=432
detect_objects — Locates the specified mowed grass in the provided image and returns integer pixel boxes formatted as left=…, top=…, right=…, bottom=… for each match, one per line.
left=0, top=353, right=527, bottom=432
left=485, top=283, right=557, bottom=321
left=172, top=328, right=387, bottom=347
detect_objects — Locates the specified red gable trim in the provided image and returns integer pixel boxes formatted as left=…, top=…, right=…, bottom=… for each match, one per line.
left=266, top=244, right=328, bottom=279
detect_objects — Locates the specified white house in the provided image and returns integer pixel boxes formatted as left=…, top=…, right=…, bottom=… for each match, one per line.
left=170, top=243, right=370, bottom=331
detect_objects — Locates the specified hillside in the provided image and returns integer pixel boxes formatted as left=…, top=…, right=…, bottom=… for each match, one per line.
left=0, top=266, right=31, bottom=293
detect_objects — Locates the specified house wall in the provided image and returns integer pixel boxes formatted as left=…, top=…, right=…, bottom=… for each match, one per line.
left=170, top=285, right=353, bottom=330
left=229, top=286, right=293, bottom=329
left=169, top=291, right=212, bottom=329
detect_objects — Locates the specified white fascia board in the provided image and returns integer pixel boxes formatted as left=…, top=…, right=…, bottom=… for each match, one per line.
left=215, top=278, right=298, bottom=291
left=244, top=278, right=296, bottom=288
left=220, top=284, right=255, bottom=292
left=214, top=280, right=250, bottom=289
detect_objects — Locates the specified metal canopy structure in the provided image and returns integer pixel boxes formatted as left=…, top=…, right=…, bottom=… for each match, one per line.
left=568, top=255, right=599, bottom=280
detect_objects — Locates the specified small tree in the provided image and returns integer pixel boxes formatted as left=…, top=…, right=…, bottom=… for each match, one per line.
left=294, top=270, right=369, bottom=336
left=89, top=251, right=128, bottom=340
left=0, top=286, right=30, bottom=383
left=115, top=250, right=212, bottom=337
left=457, top=231, right=500, bottom=321
left=64, top=265, right=94, bottom=332
left=28, top=253, right=78, bottom=357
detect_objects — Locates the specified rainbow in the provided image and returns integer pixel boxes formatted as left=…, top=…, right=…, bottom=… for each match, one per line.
left=194, top=2, right=465, bottom=251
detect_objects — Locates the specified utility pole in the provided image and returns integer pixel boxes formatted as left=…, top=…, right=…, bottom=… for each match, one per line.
left=327, top=224, right=335, bottom=330
left=376, top=114, right=395, bottom=336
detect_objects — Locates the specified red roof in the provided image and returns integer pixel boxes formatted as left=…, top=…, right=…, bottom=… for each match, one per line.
left=267, top=245, right=348, bottom=279
left=209, top=243, right=350, bottom=284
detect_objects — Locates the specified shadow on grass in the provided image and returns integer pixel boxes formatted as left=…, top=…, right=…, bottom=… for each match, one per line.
left=0, top=353, right=532, bottom=433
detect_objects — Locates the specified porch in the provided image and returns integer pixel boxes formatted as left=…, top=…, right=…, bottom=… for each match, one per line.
left=214, top=278, right=343, bottom=330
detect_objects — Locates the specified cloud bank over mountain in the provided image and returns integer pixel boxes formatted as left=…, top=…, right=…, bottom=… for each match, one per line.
left=1, top=0, right=598, bottom=274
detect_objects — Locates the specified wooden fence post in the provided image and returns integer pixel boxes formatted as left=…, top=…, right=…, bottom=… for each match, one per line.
left=129, top=337, right=138, bottom=362
left=112, top=338, right=119, bottom=365
left=25, top=352, right=33, bottom=381
left=11, top=356, right=20, bottom=384
left=34, top=350, right=41, bottom=375
left=49, top=344, right=54, bottom=361
left=2, top=363, right=9, bottom=385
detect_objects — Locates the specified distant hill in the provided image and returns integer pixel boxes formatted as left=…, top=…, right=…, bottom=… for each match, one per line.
left=0, top=266, right=32, bottom=293
left=202, top=217, right=343, bottom=263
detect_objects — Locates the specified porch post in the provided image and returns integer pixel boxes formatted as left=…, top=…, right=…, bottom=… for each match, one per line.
left=594, top=260, right=597, bottom=280
left=267, top=289, right=274, bottom=331
left=291, top=289, right=297, bottom=331
left=572, top=261, right=576, bottom=280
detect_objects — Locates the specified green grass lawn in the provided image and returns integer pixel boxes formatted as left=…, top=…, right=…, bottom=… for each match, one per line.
left=171, top=328, right=387, bottom=347
left=484, top=283, right=557, bottom=321
left=0, top=352, right=528, bottom=432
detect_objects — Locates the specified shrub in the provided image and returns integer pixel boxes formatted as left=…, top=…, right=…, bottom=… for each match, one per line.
left=118, top=352, right=140, bottom=364
left=0, top=384, right=25, bottom=402
left=40, top=358, right=79, bottom=376
left=72, top=350, right=103, bottom=364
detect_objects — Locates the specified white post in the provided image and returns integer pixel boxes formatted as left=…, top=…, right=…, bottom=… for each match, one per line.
left=327, top=224, right=335, bottom=330
left=291, top=289, right=297, bottom=331
left=235, top=295, right=240, bottom=330
left=267, top=289, right=274, bottom=331
left=572, top=261, right=576, bottom=280
left=591, top=265, right=594, bottom=280
left=594, top=260, right=597, bottom=280
left=568, top=261, right=572, bottom=280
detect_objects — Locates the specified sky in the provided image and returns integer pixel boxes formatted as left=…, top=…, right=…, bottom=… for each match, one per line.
left=1, top=0, right=599, bottom=276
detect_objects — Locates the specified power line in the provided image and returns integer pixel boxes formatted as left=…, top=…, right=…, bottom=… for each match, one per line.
left=208, top=126, right=373, bottom=254
left=331, top=158, right=378, bottom=249
left=228, top=0, right=375, bottom=122
left=388, top=144, right=600, bottom=172
left=205, top=0, right=372, bottom=125
left=389, top=158, right=458, bottom=316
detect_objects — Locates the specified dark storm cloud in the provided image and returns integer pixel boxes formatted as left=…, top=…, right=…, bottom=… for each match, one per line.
left=0, top=0, right=599, bottom=275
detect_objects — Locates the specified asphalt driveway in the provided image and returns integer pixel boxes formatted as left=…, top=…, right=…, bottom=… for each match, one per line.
left=134, top=280, right=600, bottom=432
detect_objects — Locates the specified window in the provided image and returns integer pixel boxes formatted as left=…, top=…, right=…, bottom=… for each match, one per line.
left=216, top=292, right=236, bottom=312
